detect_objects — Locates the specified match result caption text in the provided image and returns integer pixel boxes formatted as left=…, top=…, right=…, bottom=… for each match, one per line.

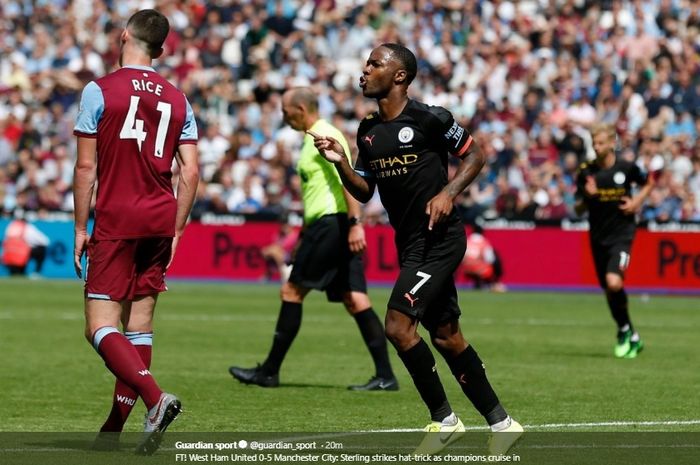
left=174, top=441, right=521, bottom=463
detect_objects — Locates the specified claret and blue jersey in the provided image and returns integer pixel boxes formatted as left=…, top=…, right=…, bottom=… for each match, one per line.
left=74, top=65, right=198, bottom=240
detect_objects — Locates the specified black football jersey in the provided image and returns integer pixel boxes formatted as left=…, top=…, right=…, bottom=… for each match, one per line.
left=354, top=99, right=474, bottom=249
left=576, top=158, right=648, bottom=245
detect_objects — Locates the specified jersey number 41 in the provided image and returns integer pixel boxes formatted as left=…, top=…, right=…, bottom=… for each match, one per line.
left=120, top=95, right=171, bottom=158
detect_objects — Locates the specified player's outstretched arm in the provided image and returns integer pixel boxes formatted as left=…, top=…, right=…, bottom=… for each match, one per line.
left=170, top=143, right=200, bottom=267
left=73, top=137, right=97, bottom=278
left=426, top=139, right=486, bottom=230
left=308, top=131, right=375, bottom=203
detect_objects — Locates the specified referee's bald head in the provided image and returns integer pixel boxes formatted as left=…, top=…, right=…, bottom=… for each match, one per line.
left=284, top=87, right=318, bottom=114
left=282, top=87, right=319, bottom=131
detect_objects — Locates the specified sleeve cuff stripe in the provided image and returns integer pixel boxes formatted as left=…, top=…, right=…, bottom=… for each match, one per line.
left=74, top=131, right=97, bottom=138
left=455, top=135, right=473, bottom=158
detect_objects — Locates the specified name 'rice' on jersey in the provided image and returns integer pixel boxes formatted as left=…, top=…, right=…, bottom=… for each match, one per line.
left=354, top=99, right=473, bottom=249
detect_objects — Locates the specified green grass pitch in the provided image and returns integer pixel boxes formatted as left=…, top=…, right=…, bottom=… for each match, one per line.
left=1, top=279, right=698, bottom=433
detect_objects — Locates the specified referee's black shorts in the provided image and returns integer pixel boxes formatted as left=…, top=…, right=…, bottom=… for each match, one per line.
left=591, top=239, right=632, bottom=289
left=388, top=227, right=466, bottom=332
left=289, top=213, right=367, bottom=302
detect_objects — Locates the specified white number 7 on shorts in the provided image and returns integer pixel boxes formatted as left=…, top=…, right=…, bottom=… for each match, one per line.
left=409, top=271, right=432, bottom=295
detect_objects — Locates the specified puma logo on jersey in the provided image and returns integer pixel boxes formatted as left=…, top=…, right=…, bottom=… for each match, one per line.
left=116, top=395, right=136, bottom=406
left=403, top=292, right=419, bottom=307
left=363, top=134, right=376, bottom=146
left=138, top=369, right=151, bottom=376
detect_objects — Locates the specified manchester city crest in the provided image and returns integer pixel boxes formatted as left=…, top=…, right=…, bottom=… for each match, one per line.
left=398, top=127, right=414, bottom=143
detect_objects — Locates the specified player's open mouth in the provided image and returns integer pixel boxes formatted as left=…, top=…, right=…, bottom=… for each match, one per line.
left=359, top=77, right=367, bottom=88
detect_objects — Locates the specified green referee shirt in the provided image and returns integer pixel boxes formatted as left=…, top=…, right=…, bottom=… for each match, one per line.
left=297, top=119, right=352, bottom=225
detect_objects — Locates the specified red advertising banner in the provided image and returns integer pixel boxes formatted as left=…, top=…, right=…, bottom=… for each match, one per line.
left=168, top=222, right=700, bottom=293
left=169, top=222, right=282, bottom=280
left=620, top=231, right=700, bottom=290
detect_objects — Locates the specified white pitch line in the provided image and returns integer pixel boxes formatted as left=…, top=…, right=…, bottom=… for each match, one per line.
left=369, top=419, right=700, bottom=432
left=524, top=420, right=700, bottom=429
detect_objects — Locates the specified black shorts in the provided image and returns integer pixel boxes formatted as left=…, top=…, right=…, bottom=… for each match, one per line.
left=591, top=240, right=632, bottom=288
left=289, top=214, right=367, bottom=302
left=388, top=228, right=466, bottom=331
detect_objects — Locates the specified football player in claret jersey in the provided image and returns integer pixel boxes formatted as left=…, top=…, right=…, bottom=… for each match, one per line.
left=311, top=44, right=522, bottom=456
left=575, top=123, right=653, bottom=358
left=73, top=9, right=199, bottom=455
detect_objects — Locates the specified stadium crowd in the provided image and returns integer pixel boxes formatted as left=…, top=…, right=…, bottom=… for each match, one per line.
left=1, top=0, right=699, bottom=224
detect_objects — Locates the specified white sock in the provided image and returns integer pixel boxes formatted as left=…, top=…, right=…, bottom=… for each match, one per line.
left=490, top=416, right=512, bottom=432
left=620, top=324, right=630, bottom=333
left=441, top=412, right=458, bottom=426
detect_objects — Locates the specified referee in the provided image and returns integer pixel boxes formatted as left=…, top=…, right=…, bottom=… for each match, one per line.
left=229, top=87, right=397, bottom=391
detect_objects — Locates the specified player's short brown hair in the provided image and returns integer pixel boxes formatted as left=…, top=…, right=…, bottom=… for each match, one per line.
left=590, top=122, right=616, bottom=140
left=126, top=9, right=170, bottom=58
